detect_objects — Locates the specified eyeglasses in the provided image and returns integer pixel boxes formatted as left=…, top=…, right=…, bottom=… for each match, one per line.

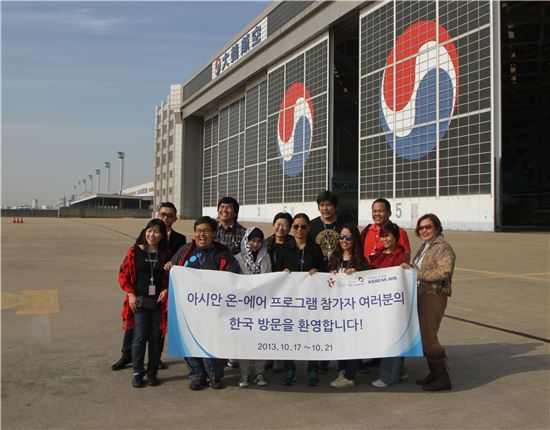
left=418, top=224, right=434, bottom=231
left=159, top=212, right=175, bottom=220
left=339, top=234, right=353, bottom=241
left=292, top=224, right=308, bottom=230
left=195, top=228, right=212, bottom=234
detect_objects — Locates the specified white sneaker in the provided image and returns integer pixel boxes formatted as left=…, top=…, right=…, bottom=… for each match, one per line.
left=372, top=379, right=390, bottom=388
left=400, top=373, right=409, bottom=381
left=330, top=375, right=355, bottom=388
left=255, top=374, right=268, bottom=386
left=239, top=376, right=249, bottom=387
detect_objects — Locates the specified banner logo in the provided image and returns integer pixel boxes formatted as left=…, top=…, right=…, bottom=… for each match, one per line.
left=277, top=82, right=314, bottom=177
left=380, top=20, right=459, bottom=160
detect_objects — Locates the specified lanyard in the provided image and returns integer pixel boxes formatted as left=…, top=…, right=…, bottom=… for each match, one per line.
left=299, top=248, right=305, bottom=272
left=147, top=252, right=157, bottom=286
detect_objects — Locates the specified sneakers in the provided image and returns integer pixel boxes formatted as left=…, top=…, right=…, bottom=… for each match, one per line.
left=308, top=370, right=319, bottom=387
left=132, top=373, right=144, bottom=388
left=210, top=379, right=225, bottom=389
left=255, top=374, right=267, bottom=386
left=239, top=376, right=250, bottom=387
left=330, top=375, right=355, bottom=388
left=189, top=378, right=208, bottom=391
left=372, top=378, right=390, bottom=388
left=283, top=370, right=296, bottom=386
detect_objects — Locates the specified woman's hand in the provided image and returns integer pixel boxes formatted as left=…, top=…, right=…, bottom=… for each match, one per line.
left=158, top=289, right=168, bottom=303
left=128, top=293, right=138, bottom=313
left=330, top=270, right=337, bottom=274
left=308, top=268, right=318, bottom=276
left=401, top=263, right=412, bottom=269
left=344, top=268, right=356, bottom=275
left=164, top=261, right=173, bottom=271
left=283, top=269, right=291, bottom=273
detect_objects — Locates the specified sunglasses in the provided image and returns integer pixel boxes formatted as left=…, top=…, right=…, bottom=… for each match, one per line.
left=159, top=212, right=175, bottom=220
left=292, top=224, right=308, bottom=230
left=418, top=224, right=434, bottom=231
left=339, top=234, right=353, bottom=241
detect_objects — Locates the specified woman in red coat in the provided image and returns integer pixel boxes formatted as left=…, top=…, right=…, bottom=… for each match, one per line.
left=118, top=219, right=170, bottom=388
left=369, top=222, right=408, bottom=388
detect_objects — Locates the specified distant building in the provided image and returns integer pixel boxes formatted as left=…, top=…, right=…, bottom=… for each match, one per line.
left=31, top=199, right=38, bottom=209
left=123, top=181, right=154, bottom=197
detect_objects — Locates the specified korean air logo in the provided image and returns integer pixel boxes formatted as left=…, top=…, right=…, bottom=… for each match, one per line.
left=277, top=82, right=314, bottom=177
left=380, top=20, right=459, bottom=160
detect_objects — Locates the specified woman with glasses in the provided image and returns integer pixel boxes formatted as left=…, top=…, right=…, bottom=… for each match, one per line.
left=327, top=224, right=369, bottom=388
left=369, top=222, right=409, bottom=388
left=403, top=214, right=456, bottom=391
left=118, top=219, right=170, bottom=388
left=281, top=213, right=325, bottom=386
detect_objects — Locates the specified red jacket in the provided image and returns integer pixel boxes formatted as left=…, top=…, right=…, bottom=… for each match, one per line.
left=369, top=245, right=406, bottom=269
left=118, top=246, right=169, bottom=336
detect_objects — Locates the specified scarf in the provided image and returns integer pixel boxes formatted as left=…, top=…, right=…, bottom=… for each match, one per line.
left=240, top=227, right=267, bottom=274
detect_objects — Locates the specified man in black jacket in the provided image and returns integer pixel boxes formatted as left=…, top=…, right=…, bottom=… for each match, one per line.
left=169, top=216, right=240, bottom=390
left=111, top=202, right=186, bottom=371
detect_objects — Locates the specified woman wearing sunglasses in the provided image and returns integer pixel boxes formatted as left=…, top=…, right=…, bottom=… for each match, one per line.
left=403, top=214, right=456, bottom=391
left=327, top=224, right=369, bottom=388
left=369, top=222, right=409, bottom=388
left=281, top=213, right=325, bottom=386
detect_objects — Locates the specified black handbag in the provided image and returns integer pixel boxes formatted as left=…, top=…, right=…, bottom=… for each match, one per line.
left=137, top=296, right=158, bottom=310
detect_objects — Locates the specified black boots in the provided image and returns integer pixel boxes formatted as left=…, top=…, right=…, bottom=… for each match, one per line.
left=418, top=351, right=451, bottom=391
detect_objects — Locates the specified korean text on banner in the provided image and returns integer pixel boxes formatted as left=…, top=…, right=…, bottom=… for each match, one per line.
left=167, top=266, right=422, bottom=360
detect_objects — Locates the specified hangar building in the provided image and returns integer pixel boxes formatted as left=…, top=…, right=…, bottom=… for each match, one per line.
left=154, top=1, right=549, bottom=230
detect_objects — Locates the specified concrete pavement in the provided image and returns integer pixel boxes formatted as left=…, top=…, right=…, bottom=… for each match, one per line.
left=1, top=217, right=549, bottom=429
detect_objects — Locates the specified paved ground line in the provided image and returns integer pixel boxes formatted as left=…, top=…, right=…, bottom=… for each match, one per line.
left=445, top=314, right=550, bottom=344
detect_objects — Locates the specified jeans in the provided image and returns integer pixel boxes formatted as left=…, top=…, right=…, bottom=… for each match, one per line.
left=132, top=307, right=162, bottom=376
left=122, top=329, right=165, bottom=361
left=185, top=357, right=225, bottom=381
left=337, top=359, right=360, bottom=380
left=378, top=357, right=406, bottom=385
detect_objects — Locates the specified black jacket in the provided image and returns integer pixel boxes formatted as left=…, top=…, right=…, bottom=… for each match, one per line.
left=171, top=241, right=241, bottom=273
left=167, top=229, right=187, bottom=256
left=281, top=239, right=326, bottom=272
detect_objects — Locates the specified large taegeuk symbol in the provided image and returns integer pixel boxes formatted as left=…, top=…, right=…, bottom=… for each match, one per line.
left=380, top=20, right=459, bottom=160
left=277, top=82, right=314, bottom=177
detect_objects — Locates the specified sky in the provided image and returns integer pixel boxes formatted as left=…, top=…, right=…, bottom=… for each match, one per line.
left=1, top=0, right=269, bottom=207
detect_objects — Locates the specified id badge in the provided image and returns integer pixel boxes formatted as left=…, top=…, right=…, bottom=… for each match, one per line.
left=148, top=284, right=156, bottom=295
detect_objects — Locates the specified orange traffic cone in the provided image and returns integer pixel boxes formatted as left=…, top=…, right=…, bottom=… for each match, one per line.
left=20, top=218, right=24, bottom=223
left=12, top=218, right=16, bottom=223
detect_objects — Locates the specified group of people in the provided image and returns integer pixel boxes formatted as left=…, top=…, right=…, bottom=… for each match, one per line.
left=112, top=191, right=456, bottom=393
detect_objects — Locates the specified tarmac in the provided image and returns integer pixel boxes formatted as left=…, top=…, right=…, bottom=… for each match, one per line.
left=1, top=217, right=549, bottom=429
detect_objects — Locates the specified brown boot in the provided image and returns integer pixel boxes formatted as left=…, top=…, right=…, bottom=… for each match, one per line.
left=415, top=355, right=435, bottom=385
left=422, top=351, right=451, bottom=391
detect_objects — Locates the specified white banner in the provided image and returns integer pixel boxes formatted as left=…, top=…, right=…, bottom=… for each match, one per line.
left=168, top=266, right=422, bottom=360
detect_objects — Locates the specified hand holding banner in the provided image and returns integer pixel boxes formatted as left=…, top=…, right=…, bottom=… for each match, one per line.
left=168, top=266, right=422, bottom=360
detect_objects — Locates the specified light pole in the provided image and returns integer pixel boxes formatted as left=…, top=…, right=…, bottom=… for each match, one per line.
left=117, top=152, right=125, bottom=195
left=73, top=185, right=76, bottom=201
left=104, top=162, right=111, bottom=194
left=82, top=179, right=87, bottom=195
left=95, top=169, right=101, bottom=194
left=78, top=180, right=81, bottom=197
left=88, top=174, right=93, bottom=194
